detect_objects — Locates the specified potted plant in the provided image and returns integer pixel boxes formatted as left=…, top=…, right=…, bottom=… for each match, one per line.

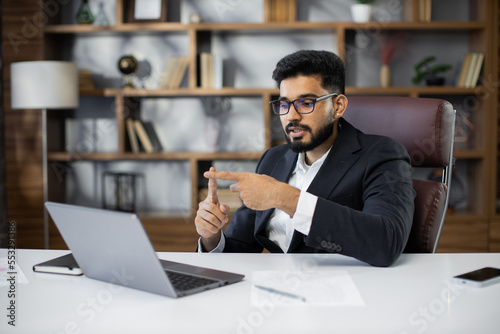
left=412, top=56, right=452, bottom=86
left=351, top=0, right=375, bottom=23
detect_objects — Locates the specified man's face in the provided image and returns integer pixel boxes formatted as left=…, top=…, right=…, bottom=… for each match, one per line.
left=279, top=75, right=336, bottom=154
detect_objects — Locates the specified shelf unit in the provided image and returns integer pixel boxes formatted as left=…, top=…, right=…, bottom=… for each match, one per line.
left=39, top=0, right=498, bottom=252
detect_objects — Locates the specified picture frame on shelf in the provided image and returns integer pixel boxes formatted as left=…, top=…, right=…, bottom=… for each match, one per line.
left=128, top=0, right=167, bottom=23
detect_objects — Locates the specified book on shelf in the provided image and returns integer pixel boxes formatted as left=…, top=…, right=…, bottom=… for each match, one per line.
left=142, top=121, right=163, bottom=152
left=468, top=52, right=484, bottom=88
left=457, top=52, right=484, bottom=88
left=78, top=70, right=95, bottom=90
left=158, top=57, right=177, bottom=89
left=265, top=0, right=296, bottom=23
left=158, top=56, right=190, bottom=89
left=133, top=119, right=154, bottom=153
left=199, top=52, right=224, bottom=89
left=464, top=52, right=478, bottom=88
left=207, top=53, right=214, bottom=88
left=457, top=52, right=471, bottom=87
left=126, top=118, right=140, bottom=153
left=200, top=52, right=211, bottom=89
left=169, top=57, right=190, bottom=89
left=418, top=0, right=432, bottom=22
left=212, top=53, right=223, bottom=89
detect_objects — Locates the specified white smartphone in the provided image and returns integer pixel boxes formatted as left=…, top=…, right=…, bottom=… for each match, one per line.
left=452, top=267, right=500, bottom=287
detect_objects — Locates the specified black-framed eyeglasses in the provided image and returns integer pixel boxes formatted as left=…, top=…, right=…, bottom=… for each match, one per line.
left=269, top=93, right=339, bottom=115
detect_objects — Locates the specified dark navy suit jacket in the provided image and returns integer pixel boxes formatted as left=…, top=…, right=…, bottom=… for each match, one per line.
left=223, top=118, right=415, bottom=267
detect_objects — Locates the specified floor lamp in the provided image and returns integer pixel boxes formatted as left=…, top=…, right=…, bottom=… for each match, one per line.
left=10, top=61, right=79, bottom=249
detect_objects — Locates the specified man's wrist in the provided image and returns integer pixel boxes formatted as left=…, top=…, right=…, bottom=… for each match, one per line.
left=276, top=183, right=300, bottom=218
left=200, top=231, right=222, bottom=252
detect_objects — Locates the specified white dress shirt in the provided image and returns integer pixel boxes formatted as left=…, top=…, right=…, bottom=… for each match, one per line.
left=198, top=148, right=331, bottom=253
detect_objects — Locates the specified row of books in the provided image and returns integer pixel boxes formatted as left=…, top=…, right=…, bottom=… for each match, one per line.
left=264, top=0, right=296, bottom=23
left=457, top=52, right=484, bottom=88
left=158, top=54, right=224, bottom=90
left=199, top=52, right=223, bottom=89
left=158, top=56, right=190, bottom=89
left=418, top=0, right=432, bottom=23
left=126, top=118, right=163, bottom=153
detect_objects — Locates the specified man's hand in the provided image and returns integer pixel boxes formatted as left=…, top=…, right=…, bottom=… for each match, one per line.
left=203, top=170, right=300, bottom=217
left=195, top=167, right=230, bottom=252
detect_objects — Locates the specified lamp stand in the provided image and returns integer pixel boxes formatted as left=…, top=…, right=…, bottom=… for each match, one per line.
left=10, top=61, right=79, bottom=250
left=42, top=108, right=49, bottom=249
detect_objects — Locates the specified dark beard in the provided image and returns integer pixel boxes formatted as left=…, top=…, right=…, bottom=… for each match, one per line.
left=284, top=120, right=335, bottom=153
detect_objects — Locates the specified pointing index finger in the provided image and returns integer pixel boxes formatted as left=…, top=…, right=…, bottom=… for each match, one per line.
left=204, top=171, right=242, bottom=182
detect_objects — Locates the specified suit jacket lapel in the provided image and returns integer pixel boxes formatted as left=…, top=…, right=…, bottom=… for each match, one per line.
left=255, top=149, right=298, bottom=236
left=306, top=119, right=361, bottom=199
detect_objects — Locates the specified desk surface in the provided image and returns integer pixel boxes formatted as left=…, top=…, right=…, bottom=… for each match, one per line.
left=1, top=249, right=499, bottom=334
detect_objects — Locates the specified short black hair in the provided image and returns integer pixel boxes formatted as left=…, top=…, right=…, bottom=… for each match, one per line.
left=272, top=50, right=345, bottom=94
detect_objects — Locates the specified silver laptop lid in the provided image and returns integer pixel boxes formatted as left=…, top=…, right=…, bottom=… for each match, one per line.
left=45, top=202, right=177, bottom=297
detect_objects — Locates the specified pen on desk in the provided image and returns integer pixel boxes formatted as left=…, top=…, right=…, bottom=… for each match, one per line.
left=254, top=285, right=307, bottom=302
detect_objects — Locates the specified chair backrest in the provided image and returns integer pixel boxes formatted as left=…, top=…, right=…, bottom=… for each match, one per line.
left=344, top=96, right=456, bottom=253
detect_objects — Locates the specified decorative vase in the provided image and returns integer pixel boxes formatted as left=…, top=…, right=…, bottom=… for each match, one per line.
left=93, top=1, right=110, bottom=26
left=425, top=76, right=445, bottom=86
left=351, top=4, right=372, bottom=23
left=380, top=64, right=391, bottom=88
left=76, top=0, right=94, bottom=24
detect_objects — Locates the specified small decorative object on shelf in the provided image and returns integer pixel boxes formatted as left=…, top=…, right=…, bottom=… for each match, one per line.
left=102, top=172, right=140, bottom=212
left=189, top=13, right=202, bottom=24
left=128, top=0, right=167, bottom=23
left=93, top=1, right=110, bottom=26
left=76, top=0, right=94, bottom=24
left=202, top=97, right=232, bottom=152
left=379, top=64, right=391, bottom=88
left=351, top=0, right=374, bottom=23
left=377, top=32, right=408, bottom=88
left=118, top=55, right=138, bottom=88
left=412, top=56, right=452, bottom=86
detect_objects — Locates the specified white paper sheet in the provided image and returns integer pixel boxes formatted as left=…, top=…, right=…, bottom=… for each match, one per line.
left=251, top=270, right=365, bottom=306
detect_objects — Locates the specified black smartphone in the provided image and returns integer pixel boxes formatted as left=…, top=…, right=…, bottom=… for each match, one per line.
left=452, top=267, right=500, bottom=287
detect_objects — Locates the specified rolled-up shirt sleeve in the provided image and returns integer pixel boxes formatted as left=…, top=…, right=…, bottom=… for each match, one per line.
left=292, top=191, right=318, bottom=236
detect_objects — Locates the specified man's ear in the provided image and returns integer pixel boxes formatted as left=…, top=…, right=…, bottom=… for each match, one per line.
left=334, top=94, right=348, bottom=119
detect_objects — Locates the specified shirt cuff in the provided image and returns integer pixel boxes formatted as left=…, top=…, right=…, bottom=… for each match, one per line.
left=292, top=191, right=318, bottom=236
left=197, top=232, right=226, bottom=253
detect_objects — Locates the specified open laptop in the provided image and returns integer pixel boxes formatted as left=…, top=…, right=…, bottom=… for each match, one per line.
left=45, top=202, right=244, bottom=298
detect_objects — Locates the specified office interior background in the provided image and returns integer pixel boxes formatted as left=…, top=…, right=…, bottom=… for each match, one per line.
left=0, top=0, right=499, bottom=253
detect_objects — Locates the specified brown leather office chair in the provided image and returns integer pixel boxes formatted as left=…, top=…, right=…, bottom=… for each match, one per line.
left=344, top=97, right=456, bottom=253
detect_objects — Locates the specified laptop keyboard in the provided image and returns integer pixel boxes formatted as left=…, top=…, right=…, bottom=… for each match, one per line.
left=165, top=270, right=219, bottom=292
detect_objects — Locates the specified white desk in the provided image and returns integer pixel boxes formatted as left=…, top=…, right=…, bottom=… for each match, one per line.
left=1, top=249, right=499, bottom=334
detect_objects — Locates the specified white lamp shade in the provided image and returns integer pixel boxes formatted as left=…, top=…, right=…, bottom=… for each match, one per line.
left=10, top=61, right=79, bottom=109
